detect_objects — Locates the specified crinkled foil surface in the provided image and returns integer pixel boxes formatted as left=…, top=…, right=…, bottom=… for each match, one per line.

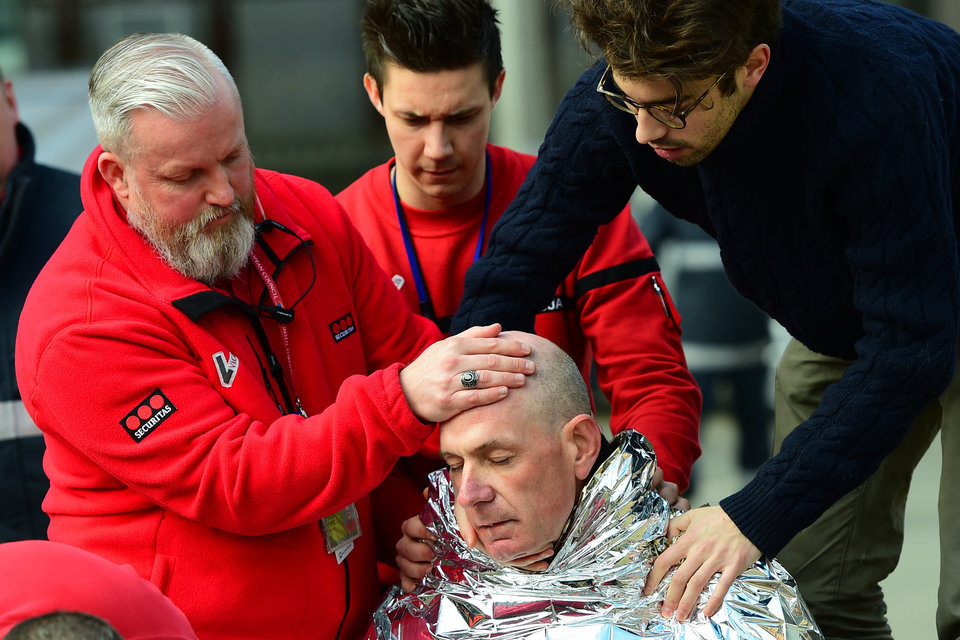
left=372, top=430, right=822, bottom=639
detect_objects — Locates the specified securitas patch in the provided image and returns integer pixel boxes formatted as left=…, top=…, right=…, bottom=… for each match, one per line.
left=121, top=389, right=177, bottom=443
left=330, top=313, right=356, bottom=343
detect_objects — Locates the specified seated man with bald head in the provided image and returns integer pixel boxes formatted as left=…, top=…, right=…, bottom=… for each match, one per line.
left=394, top=331, right=682, bottom=584
left=440, top=330, right=607, bottom=567
left=377, top=332, right=821, bottom=639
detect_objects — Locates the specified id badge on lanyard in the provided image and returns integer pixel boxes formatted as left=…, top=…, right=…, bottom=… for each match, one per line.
left=321, top=503, right=362, bottom=564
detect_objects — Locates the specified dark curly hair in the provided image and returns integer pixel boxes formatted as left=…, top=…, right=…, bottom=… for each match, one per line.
left=563, top=0, right=781, bottom=95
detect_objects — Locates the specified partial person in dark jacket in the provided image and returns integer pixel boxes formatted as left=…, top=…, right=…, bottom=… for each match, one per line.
left=450, top=1, right=960, bottom=638
left=0, top=66, right=81, bottom=542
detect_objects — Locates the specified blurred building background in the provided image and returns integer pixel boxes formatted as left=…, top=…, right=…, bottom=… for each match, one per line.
left=0, top=0, right=952, bottom=637
left=6, top=0, right=953, bottom=183
left=0, top=0, right=598, bottom=185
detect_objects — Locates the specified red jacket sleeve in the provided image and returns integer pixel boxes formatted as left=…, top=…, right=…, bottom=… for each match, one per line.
left=28, top=323, right=436, bottom=539
left=574, top=208, right=702, bottom=491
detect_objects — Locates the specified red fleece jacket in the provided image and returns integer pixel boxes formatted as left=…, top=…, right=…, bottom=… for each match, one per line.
left=15, top=147, right=443, bottom=639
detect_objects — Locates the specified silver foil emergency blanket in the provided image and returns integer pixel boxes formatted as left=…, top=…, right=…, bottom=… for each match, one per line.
left=372, top=430, right=822, bottom=639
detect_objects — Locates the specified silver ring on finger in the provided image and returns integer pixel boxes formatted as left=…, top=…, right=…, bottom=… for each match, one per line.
left=460, top=370, right=479, bottom=389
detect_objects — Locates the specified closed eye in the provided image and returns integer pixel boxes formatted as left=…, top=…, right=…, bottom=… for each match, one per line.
left=401, top=115, right=429, bottom=127
left=446, top=112, right=477, bottom=125
left=167, top=172, right=195, bottom=185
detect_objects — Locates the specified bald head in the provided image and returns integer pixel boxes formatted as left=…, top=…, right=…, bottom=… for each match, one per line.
left=454, top=331, right=593, bottom=433
left=439, top=332, right=602, bottom=565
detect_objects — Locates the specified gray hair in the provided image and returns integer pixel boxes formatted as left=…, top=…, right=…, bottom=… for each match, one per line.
left=88, top=32, right=238, bottom=158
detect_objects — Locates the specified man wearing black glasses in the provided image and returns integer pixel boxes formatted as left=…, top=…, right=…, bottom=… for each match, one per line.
left=451, top=1, right=960, bottom=638
left=14, top=33, right=536, bottom=640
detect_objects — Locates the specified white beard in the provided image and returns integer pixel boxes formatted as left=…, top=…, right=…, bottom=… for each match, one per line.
left=126, top=190, right=256, bottom=285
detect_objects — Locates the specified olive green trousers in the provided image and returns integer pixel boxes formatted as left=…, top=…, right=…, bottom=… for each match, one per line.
left=773, top=338, right=958, bottom=640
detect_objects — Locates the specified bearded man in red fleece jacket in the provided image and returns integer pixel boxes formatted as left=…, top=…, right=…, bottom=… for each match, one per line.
left=14, top=32, right=535, bottom=640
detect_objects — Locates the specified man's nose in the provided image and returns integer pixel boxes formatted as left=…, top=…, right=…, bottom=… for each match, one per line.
left=634, top=110, right=671, bottom=145
left=455, top=466, right=495, bottom=507
left=206, top=169, right=236, bottom=207
left=423, top=122, right=453, bottom=160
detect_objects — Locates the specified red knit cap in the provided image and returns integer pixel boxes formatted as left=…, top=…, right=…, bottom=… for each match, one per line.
left=0, top=541, right=198, bottom=639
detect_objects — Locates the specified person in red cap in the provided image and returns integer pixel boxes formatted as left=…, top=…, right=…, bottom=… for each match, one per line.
left=0, top=540, right=198, bottom=640
left=5, top=612, right=121, bottom=640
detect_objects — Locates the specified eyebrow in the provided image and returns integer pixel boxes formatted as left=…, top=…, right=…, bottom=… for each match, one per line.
left=396, top=105, right=481, bottom=119
left=156, top=143, right=247, bottom=174
left=640, top=91, right=681, bottom=106
left=612, top=74, right=691, bottom=108
left=439, top=438, right=513, bottom=459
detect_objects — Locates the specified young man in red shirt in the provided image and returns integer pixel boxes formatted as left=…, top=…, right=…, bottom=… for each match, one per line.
left=337, top=0, right=703, bottom=587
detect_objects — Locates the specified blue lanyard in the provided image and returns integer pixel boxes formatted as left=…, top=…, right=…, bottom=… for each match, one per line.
left=391, top=150, right=492, bottom=324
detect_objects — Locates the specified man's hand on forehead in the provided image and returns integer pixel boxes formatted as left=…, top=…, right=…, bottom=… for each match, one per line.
left=399, top=323, right=535, bottom=424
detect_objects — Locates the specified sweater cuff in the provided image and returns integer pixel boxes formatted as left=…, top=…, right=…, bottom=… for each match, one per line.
left=718, top=476, right=801, bottom=557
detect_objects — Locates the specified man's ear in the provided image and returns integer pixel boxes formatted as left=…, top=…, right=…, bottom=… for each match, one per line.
left=2, top=79, right=19, bottom=124
left=363, top=73, right=385, bottom=116
left=490, top=69, right=506, bottom=109
left=97, top=151, right=131, bottom=210
left=562, top=415, right=602, bottom=481
left=742, top=43, right=771, bottom=90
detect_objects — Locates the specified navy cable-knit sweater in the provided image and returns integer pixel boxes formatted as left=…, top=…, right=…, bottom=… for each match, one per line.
left=452, top=0, right=960, bottom=556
